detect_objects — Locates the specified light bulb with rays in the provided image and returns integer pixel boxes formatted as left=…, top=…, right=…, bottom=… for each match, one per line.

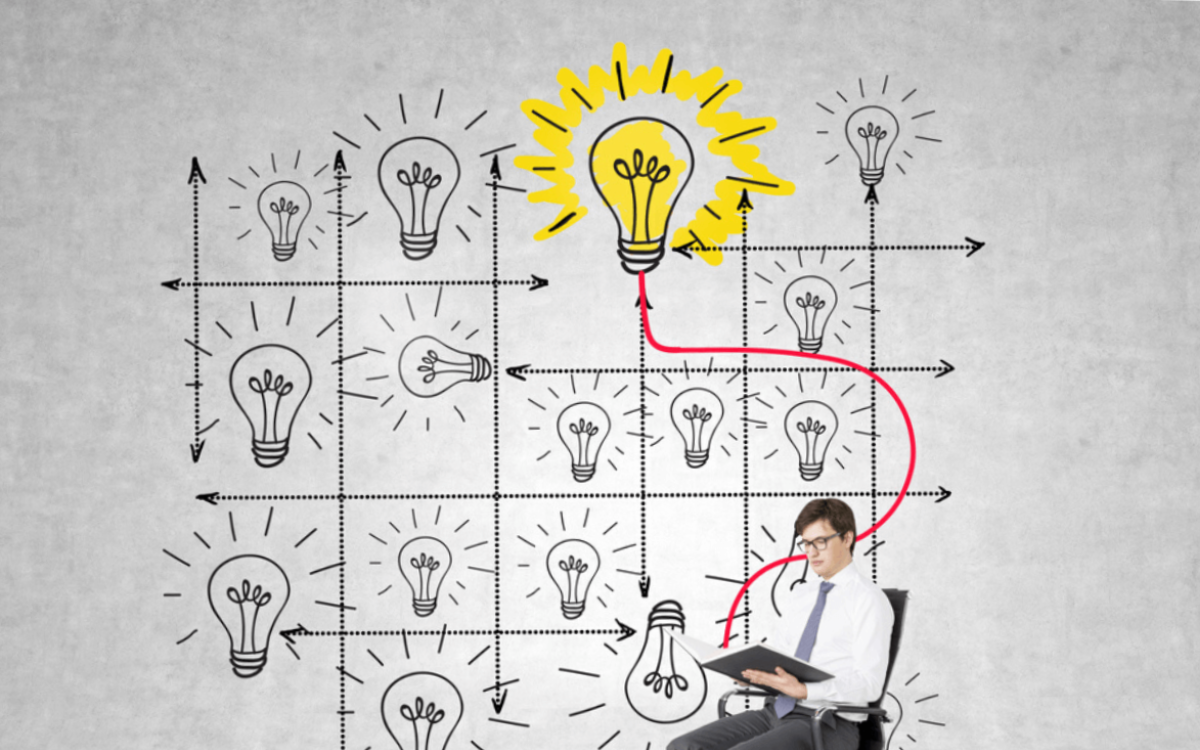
left=207, top=554, right=290, bottom=678
left=784, top=400, right=839, bottom=481
left=783, top=276, right=839, bottom=354
left=845, top=106, right=899, bottom=202
left=256, top=181, right=311, bottom=261
left=381, top=672, right=463, bottom=750
left=378, top=137, right=461, bottom=261
left=589, top=117, right=693, bottom=274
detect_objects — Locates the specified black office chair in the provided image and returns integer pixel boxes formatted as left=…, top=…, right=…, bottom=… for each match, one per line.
left=717, top=589, right=909, bottom=750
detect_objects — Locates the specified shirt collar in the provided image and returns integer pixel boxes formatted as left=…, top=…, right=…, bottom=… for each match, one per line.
left=821, top=558, right=863, bottom=587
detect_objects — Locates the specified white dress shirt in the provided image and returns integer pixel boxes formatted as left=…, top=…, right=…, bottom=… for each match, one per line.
left=765, top=559, right=894, bottom=721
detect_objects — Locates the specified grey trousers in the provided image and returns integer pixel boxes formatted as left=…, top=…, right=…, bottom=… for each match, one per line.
left=666, top=706, right=860, bottom=750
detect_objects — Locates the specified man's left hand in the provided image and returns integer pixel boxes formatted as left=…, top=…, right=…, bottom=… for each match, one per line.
left=740, top=667, right=808, bottom=700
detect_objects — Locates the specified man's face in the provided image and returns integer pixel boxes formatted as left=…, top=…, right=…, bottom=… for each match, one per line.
left=799, top=519, right=853, bottom=580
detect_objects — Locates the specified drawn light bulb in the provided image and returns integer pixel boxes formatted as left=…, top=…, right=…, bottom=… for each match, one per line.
left=378, top=137, right=461, bottom=261
left=783, top=276, right=839, bottom=353
left=229, top=344, right=312, bottom=468
left=381, top=672, right=463, bottom=750
left=589, top=117, right=694, bottom=275
left=256, top=181, right=312, bottom=261
left=784, top=400, right=839, bottom=481
left=624, top=600, right=707, bottom=724
left=397, top=537, right=452, bottom=618
left=546, top=539, right=600, bottom=619
left=669, top=388, right=725, bottom=468
left=207, top=554, right=290, bottom=678
left=556, top=402, right=611, bottom=482
left=398, top=335, right=492, bottom=399
left=845, top=106, right=899, bottom=202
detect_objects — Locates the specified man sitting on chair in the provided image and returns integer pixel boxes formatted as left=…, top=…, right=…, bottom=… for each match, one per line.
left=667, top=498, right=895, bottom=750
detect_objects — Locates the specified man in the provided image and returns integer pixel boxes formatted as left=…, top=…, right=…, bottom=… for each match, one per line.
left=667, top=498, right=895, bottom=750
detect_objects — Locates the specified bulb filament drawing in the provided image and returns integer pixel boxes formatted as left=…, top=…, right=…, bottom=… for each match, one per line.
left=556, top=402, right=611, bottom=482
left=207, top=554, right=290, bottom=678
left=784, top=400, right=839, bottom=481
left=624, top=599, right=707, bottom=723
left=547, top=539, right=600, bottom=619
left=670, top=388, right=725, bottom=468
left=256, top=181, right=312, bottom=261
left=378, top=137, right=461, bottom=261
left=398, top=335, right=492, bottom=399
left=784, top=276, right=839, bottom=354
left=229, top=344, right=312, bottom=468
left=398, top=537, right=452, bottom=617
left=381, top=672, right=463, bottom=750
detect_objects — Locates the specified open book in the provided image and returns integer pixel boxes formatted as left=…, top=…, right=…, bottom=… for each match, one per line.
left=668, top=632, right=835, bottom=694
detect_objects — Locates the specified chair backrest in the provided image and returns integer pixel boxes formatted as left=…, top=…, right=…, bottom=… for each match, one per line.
left=859, top=589, right=909, bottom=750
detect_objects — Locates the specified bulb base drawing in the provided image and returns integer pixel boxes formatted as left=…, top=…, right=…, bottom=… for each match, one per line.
left=648, top=599, right=685, bottom=629
left=859, top=167, right=884, bottom=186
left=561, top=601, right=585, bottom=619
left=230, top=648, right=268, bottom=679
left=272, top=242, right=297, bottom=262
left=251, top=438, right=289, bottom=468
left=400, top=231, right=438, bottom=260
left=798, top=336, right=824, bottom=354
left=571, top=462, right=596, bottom=483
left=799, top=461, right=825, bottom=482
left=684, top=449, right=710, bottom=469
left=466, top=354, right=493, bottom=382
left=412, top=597, right=438, bottom=617
left=618, top=236, right=665, bottom=275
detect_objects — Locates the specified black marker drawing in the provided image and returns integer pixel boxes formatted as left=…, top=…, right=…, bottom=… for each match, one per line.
left=380, top=671, right=464, bottom=750
left=784, top=400, right=839, bottom=481
left=624, top=600, right=707, bottom=724
left=398, top=536, right=453, bottom=618
left=546, top=539, right=600, bottom=620
left=590, top=118, right=694, bottom=275
left=229, top=344, right=312, bottom=468
left=398, top=334, right=491, bottom=399
left=783, top=276, right=838, bottom=354
left=556, top=402, right=611, bottom=482
left=669, top=388, right=725, bottom=468
left=845, top=106, right=899, bottom=203
left=256, top=180, right=312, bottom=261
left=207, top=554, right=291, bottom=678
left=378, top=137, right=462, bottom=260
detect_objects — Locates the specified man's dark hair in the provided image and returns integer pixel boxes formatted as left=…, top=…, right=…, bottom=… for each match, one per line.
left=794, top=497, right=857, bottom=554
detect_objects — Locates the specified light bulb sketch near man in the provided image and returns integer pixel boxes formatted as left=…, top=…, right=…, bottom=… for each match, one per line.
left=625, top=600, right=708, bottom=724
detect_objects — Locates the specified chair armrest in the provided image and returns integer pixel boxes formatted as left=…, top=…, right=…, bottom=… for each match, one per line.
left=789, top=703, right=891, bottom=719
left=717, top=688, right=772, bottom=717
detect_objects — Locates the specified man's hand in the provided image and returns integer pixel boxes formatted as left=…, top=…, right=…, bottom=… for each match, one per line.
left=740, top=667, right=808, bottom=700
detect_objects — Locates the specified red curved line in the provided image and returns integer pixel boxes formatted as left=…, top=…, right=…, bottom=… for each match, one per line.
left=637, top=271, right=917, bottom=648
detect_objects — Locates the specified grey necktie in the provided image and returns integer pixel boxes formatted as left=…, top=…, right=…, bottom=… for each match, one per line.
left=774, top=580, right=835, bottom=718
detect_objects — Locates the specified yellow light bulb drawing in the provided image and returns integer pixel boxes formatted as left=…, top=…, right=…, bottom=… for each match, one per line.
left=589, top=118, right=693, bottom=274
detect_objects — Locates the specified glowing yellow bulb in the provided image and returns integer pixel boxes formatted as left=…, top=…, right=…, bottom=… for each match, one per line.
left=589, top=118, right=693, bottom=274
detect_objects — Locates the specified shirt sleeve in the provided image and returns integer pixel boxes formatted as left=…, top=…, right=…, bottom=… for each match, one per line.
left=804, top=588, right=894, bottom=704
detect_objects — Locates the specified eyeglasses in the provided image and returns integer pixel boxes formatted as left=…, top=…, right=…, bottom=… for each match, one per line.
left=796, top=532, right=846, bottom=553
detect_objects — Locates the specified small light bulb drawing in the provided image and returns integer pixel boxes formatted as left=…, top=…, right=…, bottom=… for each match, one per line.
left=397, top=537, right=452, bottom=618
left=207, top=554, right=290, bottom=678
left=845, top=106, right=899, bottom=202
left=783, top=276, right=839, bottom=354
left=624, top=600, right=707, bottom=724
left=378, top=137, right=461, bottom=261
left=784, top=400, right=839, bottom=481
left=229, top=344, right=312, bottom=468
left=397, top=335, right=492, bottom=399
left=669, top=388, right=725, bottom=468
left=546, top=539, right=600, bottom=620
left=256, top=181, right=312, bottom=261
left=556, top=402, right=611, bottom=482
left=589, top=117, right=694, bottom=275
left=381, top=672, right=463, bottom=750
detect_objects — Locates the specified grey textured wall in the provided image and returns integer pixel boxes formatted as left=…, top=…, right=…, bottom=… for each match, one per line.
left=2, top=1, right=1198, bottom=748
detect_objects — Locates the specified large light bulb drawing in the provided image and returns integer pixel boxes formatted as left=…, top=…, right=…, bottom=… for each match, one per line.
left=397, top=536, right=452, bottom=618
left=256, top=180, right=312, bottom=261
left=381, top=672, right=463, bottom=750
left=670, top=388, right=725, bottom=468
left=624, top=600, right=707, bottom=724
left=207, top=554, right=290, bottom=678
left=783, top=276, right=839, bottom=354
left=845, top=106, right=899, bottom=202
left=378, top=137, right=461, bottom=261
left=589, top=117, right=694, bottom=275
left=229, top=344, right=312, bottom=468
left=546, top=539, right=600, bottom=620
left=556, top=402, right=611, bottom=482
left=784, top=400, right=839, bottom=481
left=398, top=335, right=492, bottom=398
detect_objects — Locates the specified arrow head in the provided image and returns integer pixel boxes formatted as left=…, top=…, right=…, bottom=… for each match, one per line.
left=196, top=491, right=220, bottom=506
left=280, top=623, right=308, bottom=644
left=162, top=278, right=182, bottom=291
left=334, top=150, right=347, bottom=175
left=190, top=440, right=205, bottom=463
left=635, top=295, right=653, bottom=310
left=529, top=275, right=548, bottom=291
left=737, top=188, right=753, bottom=212
left=505, top=364, right=530, bottom=382
left=491, top=688, right=508, bottom=714
left=615, top=619, right=637, bottom=642
left=638, top=575, right=651, bottom=598
left=935, top=359, right=955, bottom=378
left=965, top=237, right=985, bottom=257
left=187, top=157, right=206, bottom=185
left=864, top=185, right=879, bottom=204
left=490, top=155, right=502, bottom=181
left=671, top=245, right=693, bottom=260
left=936, top=486, right=952, bottom=503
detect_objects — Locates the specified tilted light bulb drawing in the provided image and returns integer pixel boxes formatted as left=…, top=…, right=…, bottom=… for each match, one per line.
left=670, top=388, right=725, bottom=468
left=381, top=672, right=463, bottom=750
left=589, top=117, right=694, bottom=275
left=397, top=536, right=452, bottom=618
left=624, top=599, right=707, bottom=724
left=546, top=539, right=600, bottom=620
left=378, top=137, right=461, bottom=260
left=556, top=402, right=611, bottom=482
left=845, top=106, right=899, bottom=203
left=784, top=400, right=839, bottom=481
left=229, top=344, right=312, bottom=468
left=256, top=180, right=312, bottom=261
left=783, top=276, right=839, bottom=354
left=397, top=335, right=492, bottom=399
left=207, top=554, right=290, bottom=678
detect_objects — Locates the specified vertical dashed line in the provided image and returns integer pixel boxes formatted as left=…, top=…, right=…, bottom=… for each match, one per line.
left=336, top=160, right=348, bottom=750
left=639, top=317, right=647, bottom=577
left=492, top=179, right=502, bottom=691
left=869, top=203, right=878, bottom=584
left=741, top=210, right=750, bottom=646
left=192, top=179, right=200, bottom=442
